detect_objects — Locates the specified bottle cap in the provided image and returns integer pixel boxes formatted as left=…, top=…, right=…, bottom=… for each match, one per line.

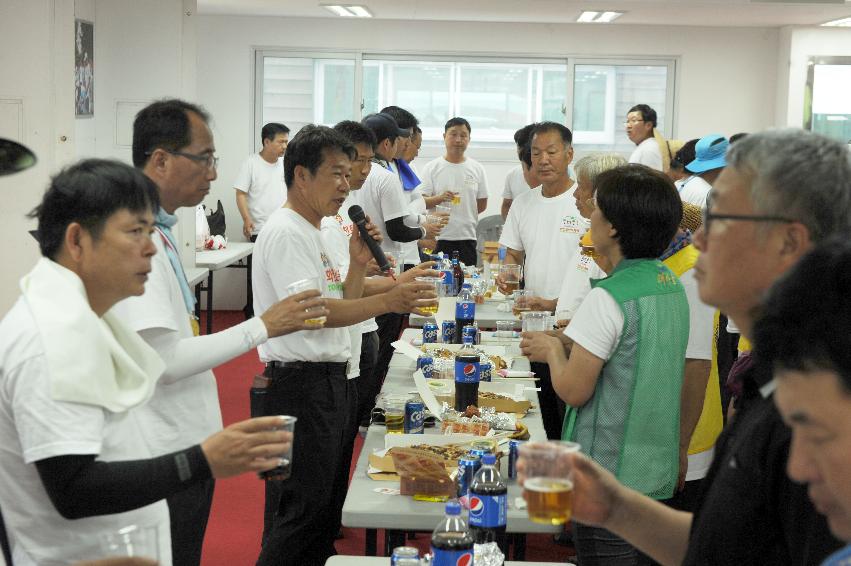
left=446, top=501, right=462, bottom=515
left=482, top=453, right=497, bottom=465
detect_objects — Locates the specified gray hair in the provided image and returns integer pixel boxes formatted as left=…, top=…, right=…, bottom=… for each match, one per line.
left=574, top=153, right=628, bottom=186
left=727, top=129, right=851, bottom=244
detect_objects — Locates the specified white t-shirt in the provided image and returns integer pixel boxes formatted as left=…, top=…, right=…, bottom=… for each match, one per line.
left=677, top=175, right=712, bottom=208
left=554, top=250, right=607, bottom=320
left=349, top=164, right=408, bottom=256
left=233, top=153, right=286, bottom=234
left=254, top=208, right=350, bottom=362
left=502, top=164, right=530, bottom=200
left=320, top=204, right=364, bottom=378
left=113, top=233, right=222, bottom=456
left=0, top=299, right=172, bottom=565
left=628, top=137, right=663, bottom=171
left=565, top=267, right=712, bottom=362
left=418, top=157, right=489, bottom=241
left=499, top=186, right=587, bottom=299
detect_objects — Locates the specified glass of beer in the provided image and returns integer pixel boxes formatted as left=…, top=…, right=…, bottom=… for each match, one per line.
left=286, top=278, right=326, bottom=327
left=383, top=395, right=406, bottom=434
left=415, top=276, right=443, bottom=315
left=519, top=441, right=581, bottom=525
left=499, top=264, right=522, bottom=295
left=435, top=204, right=452, bottom=218
left=512, top=290, right=532, bottom=316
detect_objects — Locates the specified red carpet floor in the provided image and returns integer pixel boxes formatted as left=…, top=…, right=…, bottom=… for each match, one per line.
left=200, top=311, right=575, bottom=565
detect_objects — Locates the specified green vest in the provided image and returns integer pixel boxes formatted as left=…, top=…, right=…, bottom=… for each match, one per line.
left=563, top=258, right=689, bottom=500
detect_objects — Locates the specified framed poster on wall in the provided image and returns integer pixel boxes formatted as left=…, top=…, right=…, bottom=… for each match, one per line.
left=75, top=19, right=94, bottom=117
left=804, top=56, right=851, bottom=144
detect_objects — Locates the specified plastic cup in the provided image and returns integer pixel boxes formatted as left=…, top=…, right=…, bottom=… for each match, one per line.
left=496, top=320, right=516, bottom=338
left=519, top=441, right=581, bottom=525
left=258, top=415, right=297, bottom=481
left=512, top=290, right=531, bottom=316
left=415, top=276, right=443, bottom=314
left=99, top=525, right=160, bottom=560
left=435, top=204, right=452, bottom=217
left=286, top=278, right=326, bottom=327
left=499, top=264, right=522, bottom=294
left=522, top=311, right=550, bottom=332
left=383, top=395, right=407, bottom=434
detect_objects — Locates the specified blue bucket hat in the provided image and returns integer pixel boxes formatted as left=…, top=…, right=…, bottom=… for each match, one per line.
left=686, top=134, right=728, bottom=173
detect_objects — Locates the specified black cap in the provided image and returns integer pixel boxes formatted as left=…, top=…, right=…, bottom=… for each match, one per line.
left=361, top=112, right=410, bottom=143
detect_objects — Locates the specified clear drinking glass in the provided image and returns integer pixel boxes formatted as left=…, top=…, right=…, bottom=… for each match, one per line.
left=258, top=415, right=298, bottom=481
left=522, top=311, right=549, bottom=332
left=415, top=276, right=444, bottom=315
left=286, top=278, right=326, bottom=327
left=99, top=525, right=160, bottom=561
left=519, top=441, right=581, bottom=525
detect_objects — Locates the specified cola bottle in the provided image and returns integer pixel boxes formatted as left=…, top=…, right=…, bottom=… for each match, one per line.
left=468, top=453, right=508, bottom=553
left=431, top=500, right=474, bottom=566
left=454, top=334, right=480, bottom=412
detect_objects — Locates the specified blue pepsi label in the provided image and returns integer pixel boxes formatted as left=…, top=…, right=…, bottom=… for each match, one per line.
left=468, top=493, right=507, bottom=528
left=442, top=269, right=454, bottom=287
left=431, top=547, right=473, bottom=566
left=455, top=359, right=480, bottom=384
left=455, top=300, right=475, bottom=320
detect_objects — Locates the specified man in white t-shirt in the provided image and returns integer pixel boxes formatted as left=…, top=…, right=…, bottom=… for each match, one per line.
left=501, top=123, right=541, bottom=219
left=113, top=100, right=327, bottom=566
left=252, top=125, right=435, bottom=565
left=680, top=134, right=729, bottom=208
left=234, top=122, right=289, bottom=240
left=497, top=122, right=584, bottom=440
left=626, top=104, right=663, bottom=171
left=419, top=117, right=489, bottom=266
left=0, top=159, right=290, bottom=566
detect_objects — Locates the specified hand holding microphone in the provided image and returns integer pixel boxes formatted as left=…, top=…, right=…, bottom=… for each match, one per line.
left=348, top=205, right=392, bottom=274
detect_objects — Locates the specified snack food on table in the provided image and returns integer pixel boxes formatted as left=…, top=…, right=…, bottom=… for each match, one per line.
left=440, top=420, right=491, bottom=436
left=391, top=448, right=456, bottom=497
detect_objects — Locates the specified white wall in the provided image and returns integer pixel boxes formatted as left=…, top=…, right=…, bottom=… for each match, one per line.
left=779, top=26, right=851, bottom=128
left=196, top=15, right=779, bottom=307
left=0, top=0, right=75, bottom=314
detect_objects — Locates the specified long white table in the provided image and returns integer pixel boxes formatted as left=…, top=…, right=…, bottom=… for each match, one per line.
left=194, top=242, right=254, bottom=334
left=327, top=558, right=568, bottom=565
left=342, top=329, right=555, bottom=558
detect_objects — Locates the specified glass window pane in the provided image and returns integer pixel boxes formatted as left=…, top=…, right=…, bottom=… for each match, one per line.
left=541, top=68, right=567, bottom=123
left=572, top=64, right=668, bottom=152
left=457, top=63, right=531, bottom=142
left=811, top=64, right=851, bottom=143
left=262, top=57, right=354, bottom=134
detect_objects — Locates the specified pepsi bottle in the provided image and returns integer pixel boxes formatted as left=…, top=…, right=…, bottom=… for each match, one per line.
left=454, top=283, right=475, bottom=344
left=431, top=500, right=474, bottom=566
left=468, top=453, right=508, bottom=552
left=454, top=335, right=480, bottom=412
left=440, top=253, right=455, bottom=297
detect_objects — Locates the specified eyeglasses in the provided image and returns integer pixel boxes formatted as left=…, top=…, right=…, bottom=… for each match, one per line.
left=623, top=119, right=645, bottom=126
left=701, top=208, right=796, bottom=235
left=167, top=150, right=219, bottom=170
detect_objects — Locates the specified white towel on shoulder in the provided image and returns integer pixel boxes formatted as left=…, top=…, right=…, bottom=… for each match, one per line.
left=20, top=258, right=164, bottom=412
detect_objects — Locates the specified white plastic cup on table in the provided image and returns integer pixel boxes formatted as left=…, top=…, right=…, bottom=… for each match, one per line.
left=258, top=415, right=297, bottom=481
left=286, top=278, right=326, bottom=327
left=522, top=311, right=550, bottom=332
left=415, top=276, right=444, bottom=315
left=496, top=320, right=515, bottom=338
left=99, top=525, right=160, bottom=561
left=518, top=441, right=581, bottom=525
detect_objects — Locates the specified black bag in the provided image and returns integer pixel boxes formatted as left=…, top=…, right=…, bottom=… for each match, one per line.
left=205, top=200, right=226, bottom=237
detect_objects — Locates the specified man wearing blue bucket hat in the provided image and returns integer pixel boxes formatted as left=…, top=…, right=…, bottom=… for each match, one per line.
left=680, top=134, right=728, bottom=208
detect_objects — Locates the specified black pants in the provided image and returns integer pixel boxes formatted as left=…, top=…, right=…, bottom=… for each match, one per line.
left=574, top=522, right=661, bottom=566
left=716, top=314, right=740, bottom=422
left=356, top=331, right=380, bottom=427
left=435, top=239, right=478, bottom=267
left=667, top=478, right=705, bottom=513
left=532, top=361, right=566, bottom=440
left=254, top=362, right=356, bottom=566
left=166, top=477, right=215, bottom=566
left=244, top=234, right=258, bottom=317
left=372, top=263, right=414, bottom=388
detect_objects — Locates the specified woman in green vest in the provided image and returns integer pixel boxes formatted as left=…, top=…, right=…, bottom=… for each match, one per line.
left=521, top=164, right=689, bottom=566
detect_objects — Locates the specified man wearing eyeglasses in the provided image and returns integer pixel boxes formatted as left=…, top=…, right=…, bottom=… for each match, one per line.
left=626, top=104, right=663, bottom=172
left=113, top=99, right=329, bottom=566
left=524, top=129, right=848, bottom=566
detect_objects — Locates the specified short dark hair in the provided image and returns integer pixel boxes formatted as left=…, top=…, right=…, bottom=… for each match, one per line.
left=519, top=144, right=532, bottom=169
left=628, top=104, right=657, bottom=128
left=532, top=122, right=573, bottom=145
left=729, top=132, right=749, bottom=145
left=753, top=239, right=851, bottom=393
left=132, top=99, right=210, bottom=168
left=514, top=123, right=537, bottom=149
left=333, top=120, right=377, bottom=152
left=444, top=117, right=471, bottom=133
left=595, top=164, right=682, bottom=259
left=412, top=125, right=422, bottom=136
left=380, top=106, right=418, bottom=130
left=28, top=159, right=159, bottom=259
left=670, top=139, right=698, bottom=172
left=261, top=122, right=290, bottom=144
left=284, top=124, right=356, bottom=188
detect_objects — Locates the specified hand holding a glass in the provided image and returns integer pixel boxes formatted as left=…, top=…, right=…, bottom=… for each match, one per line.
left=384, top=280, right=438, bottom=315
left=496, top=264, right=522, bottom=296
left=517, top=443, right=625, bottom=530
left=397, top=260, right=440, bottom=284
left=201, top=415, right=294, bottom=479
left=517, top=441, right=579, bottom=525
left=260, top=281, right=327, bottom=336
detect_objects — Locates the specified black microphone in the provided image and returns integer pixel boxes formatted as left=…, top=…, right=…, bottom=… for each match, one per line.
left=348, top=205, right=392, bottom=273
